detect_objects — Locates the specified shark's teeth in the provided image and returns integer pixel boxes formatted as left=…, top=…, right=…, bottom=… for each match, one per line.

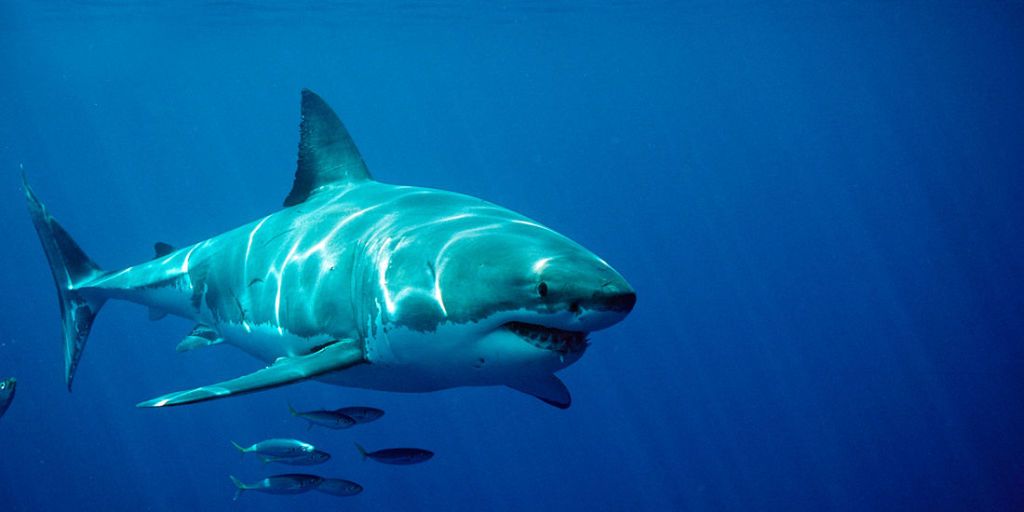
left=505, top=322, right=588, bottom=354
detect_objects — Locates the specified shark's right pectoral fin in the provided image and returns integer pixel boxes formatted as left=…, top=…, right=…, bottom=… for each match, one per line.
left=507, top=374, right=572, bottom=409
left=137, top=339, right=364, bottom=408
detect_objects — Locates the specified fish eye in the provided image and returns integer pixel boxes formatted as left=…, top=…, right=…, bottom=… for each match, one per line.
left=537, top=282, right=548, bottom=297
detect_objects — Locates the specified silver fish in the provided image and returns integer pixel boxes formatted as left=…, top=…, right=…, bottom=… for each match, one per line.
left=232, top=438, right=316, bottom=458
left=316, top=478, right=363, bottom=497
left=355, top=443, right=433, bottom=465
left=0, top=378, right=14, bottom=419
left=288, top=403, right=356, bottom=430
left=259, top=449, right=331, bottom=466
left=334, top=406, right=384, bottom=425
left=229, top=474, right=322, bottom=500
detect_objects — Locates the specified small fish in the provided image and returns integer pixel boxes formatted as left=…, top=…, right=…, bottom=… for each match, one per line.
left=334, top=406, right=385, bottom=424
left=288, top=403, right=356, bottom=430
left=316, top=478, right=364, bottom=497
left=229, top=474, right=322, bottom=501
left=259, top=449, right=331, bottom=466
left=232, top=438, right=316, bottom=459
left=0, top=378, right=15, bottom=419
left=355, top=443, right=433, bottom=465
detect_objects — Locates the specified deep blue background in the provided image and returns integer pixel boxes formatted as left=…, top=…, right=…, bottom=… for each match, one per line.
left=1, top=2, right=1022, bottom=511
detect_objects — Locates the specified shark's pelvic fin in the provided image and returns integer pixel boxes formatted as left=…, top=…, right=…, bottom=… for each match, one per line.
left=175, top=324, right=225, bottom=352
left=23, top=175, right=107, bottom=391
left=137, top=339, right=365, bottom=407
left=283, top=89, right=372, bottom=207
left=507, top=375, right=572, bottom=409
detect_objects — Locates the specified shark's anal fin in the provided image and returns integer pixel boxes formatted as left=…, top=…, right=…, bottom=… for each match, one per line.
left=507, top=374, right=572, bottom=409
left=137, top=339, right=364, bottom=408
left=175, top=324, right=224, bottom=352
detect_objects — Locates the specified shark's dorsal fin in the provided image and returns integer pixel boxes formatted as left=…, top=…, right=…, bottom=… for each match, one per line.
left=283, top=89, right=371, bottom=207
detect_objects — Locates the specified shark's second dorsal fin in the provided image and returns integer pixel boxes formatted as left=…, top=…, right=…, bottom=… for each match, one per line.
left=154, top=242, right=175, bottom=258
left=283, top=89, right=371, bottom=207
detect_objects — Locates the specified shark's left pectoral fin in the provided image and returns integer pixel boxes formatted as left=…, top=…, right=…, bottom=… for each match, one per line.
left=137, top=340, right=364, bottom=408
left=508, top=374, right=572, bottom=409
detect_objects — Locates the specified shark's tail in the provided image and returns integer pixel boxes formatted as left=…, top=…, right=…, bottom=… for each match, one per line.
left=23, top=175, right=107, bottom=391
left=354, top=442, right=369, bottom=460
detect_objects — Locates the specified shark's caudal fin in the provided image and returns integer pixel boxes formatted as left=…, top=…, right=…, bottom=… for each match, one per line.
left=23, top=175, right=107, bottom=390
left=283, top=89, right=372, bottom=207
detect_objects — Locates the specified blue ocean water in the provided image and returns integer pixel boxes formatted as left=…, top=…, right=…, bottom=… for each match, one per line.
left=1, top=2, right=1022, bottom=511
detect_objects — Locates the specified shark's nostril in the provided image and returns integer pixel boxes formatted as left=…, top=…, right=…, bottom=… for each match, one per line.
left=606, top=291, right=637, bottom=313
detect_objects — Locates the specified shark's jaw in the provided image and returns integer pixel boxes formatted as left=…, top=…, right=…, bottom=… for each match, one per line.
left=503, top=321, right=589, bottom=355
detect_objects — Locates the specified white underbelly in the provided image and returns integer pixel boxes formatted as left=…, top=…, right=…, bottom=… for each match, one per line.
left=317, top=321, right=563, bottom=392
left=216, top=320, right=563, bottom=394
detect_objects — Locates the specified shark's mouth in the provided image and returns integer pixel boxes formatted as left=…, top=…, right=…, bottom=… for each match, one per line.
left=505, top=321, right=589, bottom=354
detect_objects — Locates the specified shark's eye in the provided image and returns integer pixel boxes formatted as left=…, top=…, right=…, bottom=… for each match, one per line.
left=538, top=282, right=549, bottom=297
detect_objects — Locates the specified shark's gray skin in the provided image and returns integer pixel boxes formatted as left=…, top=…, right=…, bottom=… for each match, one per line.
left=24, top=90, right=636, bottom=409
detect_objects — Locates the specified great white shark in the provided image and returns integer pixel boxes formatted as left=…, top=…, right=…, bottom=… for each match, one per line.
left=25, top=90, right=636, bottom=409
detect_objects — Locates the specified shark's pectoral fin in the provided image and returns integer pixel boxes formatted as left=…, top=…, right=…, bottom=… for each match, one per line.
left=137, top=339, right=364, bottom=408
left=507, top=374, right=572, bottom=409
left=175, top=324, right=224, bottom=352
left=148, top=308, right=168, bottom=321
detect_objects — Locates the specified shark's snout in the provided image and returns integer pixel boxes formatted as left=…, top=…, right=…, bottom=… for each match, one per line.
left=591, top=281, right=636, bottom=314
left=572, top=279, right=635, bottom=332
left=605, top=289, right=637, bottom=313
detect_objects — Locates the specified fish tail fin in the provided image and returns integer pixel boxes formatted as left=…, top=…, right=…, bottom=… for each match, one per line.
left=288, top=402, right=314, bottom=430
left=23, top=174, right=107, bottom=391
left=229, top=475, right=245, bottom=501
left=354, top=442, right=368, bottom=460
left=230, top=440, right=247, bottom=457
